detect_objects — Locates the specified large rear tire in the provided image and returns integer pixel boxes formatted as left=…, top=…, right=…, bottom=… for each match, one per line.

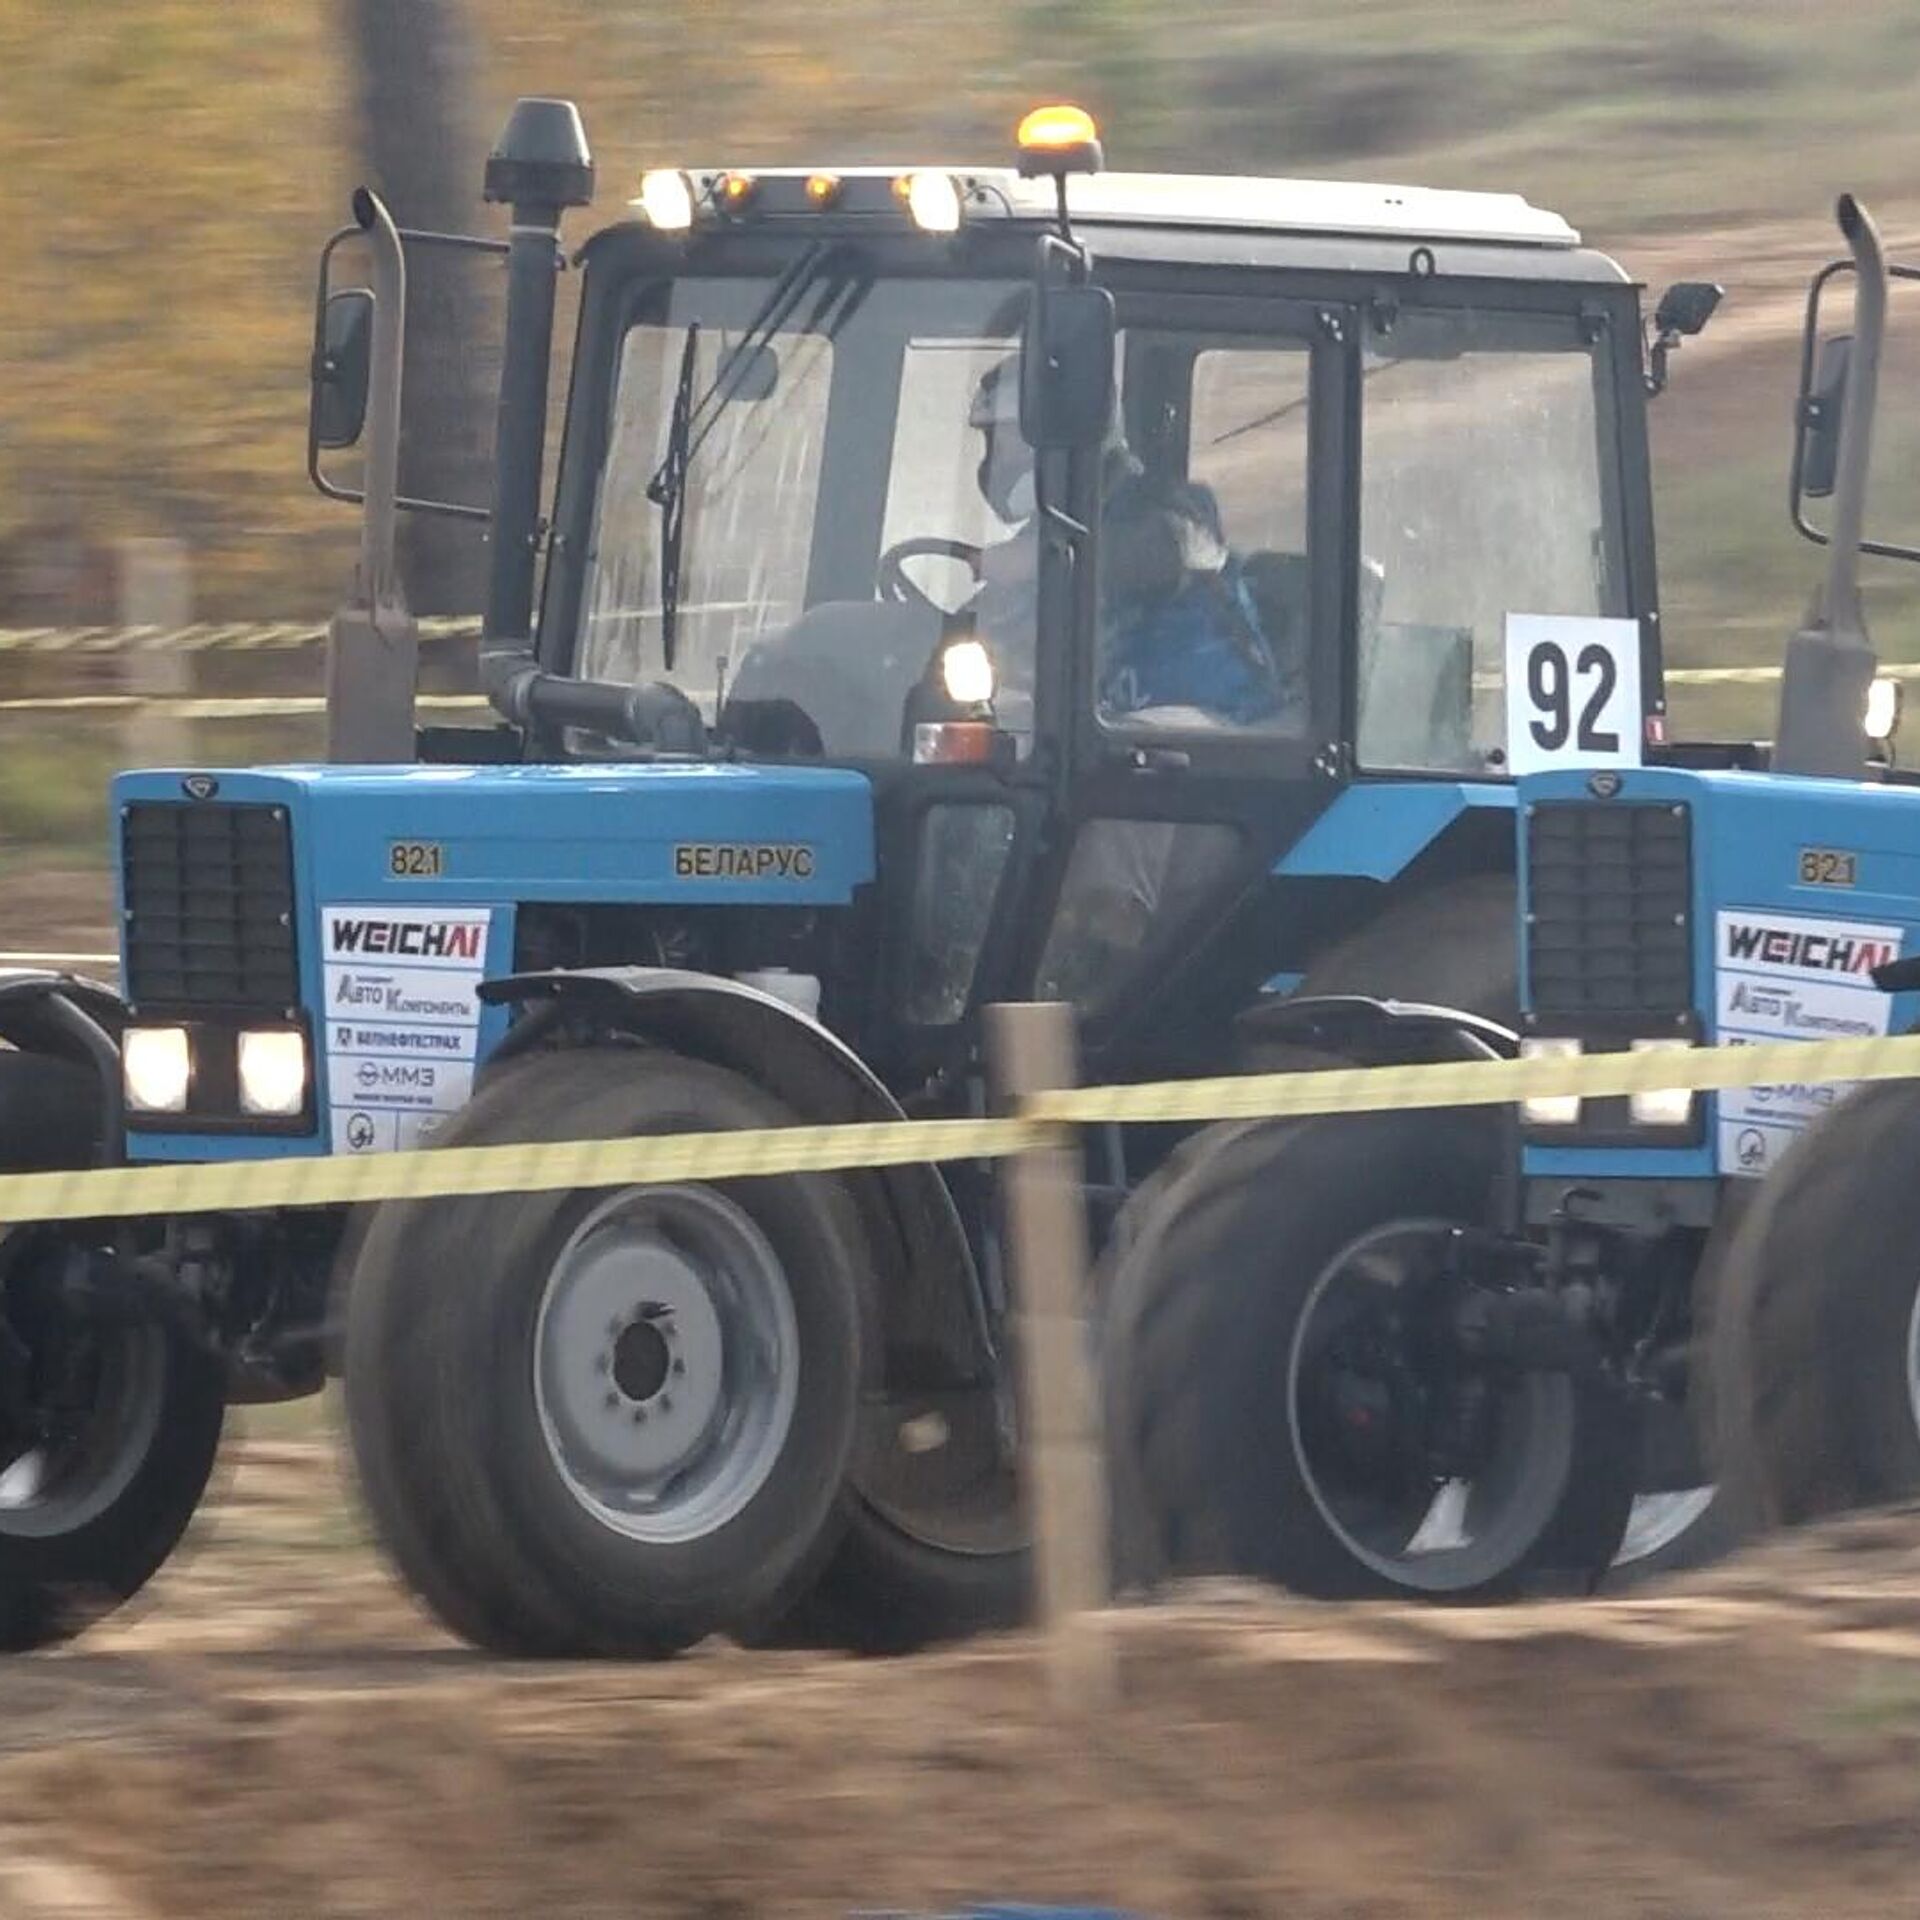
left=1711, top=1078, right=1920, bottom=1526
left=0, top=1050, right=224, bottom=1649
left=343, top=1046, right=865, bottom=1656
left=1103, top=1108, right=1633, bottom=1601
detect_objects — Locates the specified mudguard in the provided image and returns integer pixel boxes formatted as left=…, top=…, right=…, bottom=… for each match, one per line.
left=480, top=967, right=997, bottom=1392
left=1235, top=991, right=1517, bottom=1066
left=0, top=972, right=126, bottom=1166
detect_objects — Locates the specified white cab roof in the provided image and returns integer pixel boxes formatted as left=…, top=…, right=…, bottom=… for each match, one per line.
left=1034, top=172, right=1579, bottom=248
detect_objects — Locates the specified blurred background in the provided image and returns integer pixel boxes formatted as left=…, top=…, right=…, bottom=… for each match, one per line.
left=5, top=0, right=1920, bottom=915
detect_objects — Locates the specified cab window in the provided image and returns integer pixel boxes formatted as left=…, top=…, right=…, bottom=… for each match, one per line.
left=1356, top=305, right=1623, bottom=773
left=1096, top=333, right=1314, bottom=738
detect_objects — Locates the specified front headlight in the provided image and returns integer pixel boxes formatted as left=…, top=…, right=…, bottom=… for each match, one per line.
left=1866, top=674, right=1902, bottom=745
left=123, top=1026, right=191, bottom=1114
left=238, top=1029, right=309, bottom=1118
left=1628, top=1038, right=1695, bottom=1127
left=1519, top=1035, right=1582, bottom=1126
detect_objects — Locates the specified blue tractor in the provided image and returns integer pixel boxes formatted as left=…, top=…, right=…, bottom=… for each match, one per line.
left=0, top=97, right=1730, bottom=1648
left=1102, top=195, right=1920, bottom=1598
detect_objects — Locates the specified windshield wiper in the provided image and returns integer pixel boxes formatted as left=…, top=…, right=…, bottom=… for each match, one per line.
left=647, top=321, right=699, bottom=672
left=644, top=242, right=834, bottom=670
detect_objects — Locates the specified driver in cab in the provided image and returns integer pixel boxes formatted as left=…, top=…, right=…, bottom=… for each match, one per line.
left=965, top=358, right=1303, bottom=732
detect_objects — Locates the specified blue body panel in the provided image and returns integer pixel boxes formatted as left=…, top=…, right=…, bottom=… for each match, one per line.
left=111, top=762, right=875, bottom=1162
left=1275, top=781, right=1513, bottom=883
left=1518, top=764, right=1920, bottom=1183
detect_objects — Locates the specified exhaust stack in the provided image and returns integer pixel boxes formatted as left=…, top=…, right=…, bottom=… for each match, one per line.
left=475, top=98, right=594, bottom=729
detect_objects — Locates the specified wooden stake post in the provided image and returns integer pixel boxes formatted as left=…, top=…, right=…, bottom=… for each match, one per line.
left=986, top=1001, right=1117, bottom=1712
left=117, top=538, right=193, bottom=771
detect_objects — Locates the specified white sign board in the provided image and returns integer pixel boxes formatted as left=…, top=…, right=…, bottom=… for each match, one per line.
left=1504, top=614, right=1643, bottom=776
left=1714, top=907, right=1901, bottom=1178
left=320, top=903, right=493, bottom=1154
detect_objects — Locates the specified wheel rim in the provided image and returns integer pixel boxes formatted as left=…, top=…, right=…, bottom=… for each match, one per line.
left=533, top=1184, right=799, bottom=1546
left=1613, top=1486, right=1716, bottom=1567
left=0, top=1319, right=166, bottom=1539
left=1286, top=1219, right=1576, bottom=1595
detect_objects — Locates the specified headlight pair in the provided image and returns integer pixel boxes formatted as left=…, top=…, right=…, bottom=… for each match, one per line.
left=1519, top=1035, right=1694, bottom=1130
left=123, top=1025, right=309, bottom=1119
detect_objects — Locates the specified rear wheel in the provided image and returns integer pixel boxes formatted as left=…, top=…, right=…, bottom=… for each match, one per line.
left=1712, top=1079, right=1920, bottom=1525
left=343, top=1046, right=865, bottom=1656
left=1104, top=1109, right=1632, bottom=1601
left=0, top=1049, right=223, bottom=1649
left=773, top=1399, right=1027, bottom=1652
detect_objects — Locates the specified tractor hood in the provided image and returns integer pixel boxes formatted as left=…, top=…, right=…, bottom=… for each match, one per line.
left=109, top=760, right=875, bottom=1162
left=112, top=760, right=875, bottom=905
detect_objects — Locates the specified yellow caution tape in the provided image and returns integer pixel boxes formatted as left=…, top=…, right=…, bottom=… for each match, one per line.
left=1026, top=1031, right=1920, bottom=1126
left=0, top=619, right=480, bottom=656
left=3, top=1032, right=1920, bottom=1228
left=0, top=693, right=487, bottom=719
left=0, top=1118, right=1049, bottom=1227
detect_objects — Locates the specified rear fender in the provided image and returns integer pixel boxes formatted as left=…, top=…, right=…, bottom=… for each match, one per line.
left=480, top=968, right=995, bottom=1389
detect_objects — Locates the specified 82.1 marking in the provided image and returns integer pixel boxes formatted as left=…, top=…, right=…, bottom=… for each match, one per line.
left=387, top=841, right=445, bottom=878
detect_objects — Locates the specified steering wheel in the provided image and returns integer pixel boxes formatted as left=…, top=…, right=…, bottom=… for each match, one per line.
left=878, top=536, right=986, bottom=617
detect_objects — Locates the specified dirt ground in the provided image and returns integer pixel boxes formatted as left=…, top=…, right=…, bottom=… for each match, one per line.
left=0, top=1435, right=1914, bottom=1920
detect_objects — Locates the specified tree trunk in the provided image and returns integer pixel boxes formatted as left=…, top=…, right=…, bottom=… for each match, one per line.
left=343, top=0, right=493, bottom=615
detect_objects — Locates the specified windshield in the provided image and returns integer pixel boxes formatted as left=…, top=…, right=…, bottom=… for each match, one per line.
left=1355, top=306, right=1625, bottom=773
left=577, top=266, right=1029, bottom=759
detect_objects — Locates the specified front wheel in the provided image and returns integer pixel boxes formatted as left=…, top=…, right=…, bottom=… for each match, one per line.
left=343, top=1046, right=866, bottom=1657
left=1712, top=1078, right=1920, bottom=1526
left=1103, top=1110, right=1632, bottom=1601
left=0, top=1049, right=225, bottom=1649
left=0, top=1245, right=225, bottom=1650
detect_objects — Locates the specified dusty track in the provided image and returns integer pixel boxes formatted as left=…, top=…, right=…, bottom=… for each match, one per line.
left=0, top=1435, right=1915, bottom=1918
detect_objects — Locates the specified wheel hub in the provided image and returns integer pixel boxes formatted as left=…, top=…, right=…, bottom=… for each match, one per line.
left=610, top=1313, right=674, bottom=1404
left=534, top=1186, right=798, bottom=1545
left=1288, top=1219, right=1578, bottom=1594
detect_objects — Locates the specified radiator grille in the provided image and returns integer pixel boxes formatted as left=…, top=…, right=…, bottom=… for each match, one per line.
left=121, top=802, right=298, bottom=1011
left=1526, top=801, right=1692, bottom=1021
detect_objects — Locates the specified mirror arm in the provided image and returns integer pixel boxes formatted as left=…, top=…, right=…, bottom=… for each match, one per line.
left=1820, top=194, right=1889, bottom=632
left=352, top=186, right=407, bottom=609
left=1644, top=324, right=1674, bottom=397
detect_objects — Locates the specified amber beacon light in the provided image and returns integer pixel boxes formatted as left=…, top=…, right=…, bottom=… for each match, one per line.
left=1016, top=104, right=1104, bottom=178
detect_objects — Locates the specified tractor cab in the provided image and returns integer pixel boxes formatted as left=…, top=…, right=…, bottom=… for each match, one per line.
left=308, top=99, right=1667, bottom=1092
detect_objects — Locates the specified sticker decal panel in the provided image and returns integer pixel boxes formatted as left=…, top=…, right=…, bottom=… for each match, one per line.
left=1714, top=906, right=1901, bottom=1178
left=320, top=903, right=493, bottom=1154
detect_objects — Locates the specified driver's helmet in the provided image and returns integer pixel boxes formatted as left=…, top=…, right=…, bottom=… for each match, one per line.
left=971, top=357, right=1034, bottom=527
left=971, top=354, right=1139, bottom=528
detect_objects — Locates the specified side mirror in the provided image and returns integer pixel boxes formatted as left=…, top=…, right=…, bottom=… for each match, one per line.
left=311, top=288, right=373, bottom=451
left=1654, top=281, right=1724, bottom=339
left=1019, top=280, right=1115, bottom=452
left=1799, top=333, right=1853, bottom=500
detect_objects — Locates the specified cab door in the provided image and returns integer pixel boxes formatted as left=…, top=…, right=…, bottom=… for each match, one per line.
left=1019, top=291, right=1358, bottom=1075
